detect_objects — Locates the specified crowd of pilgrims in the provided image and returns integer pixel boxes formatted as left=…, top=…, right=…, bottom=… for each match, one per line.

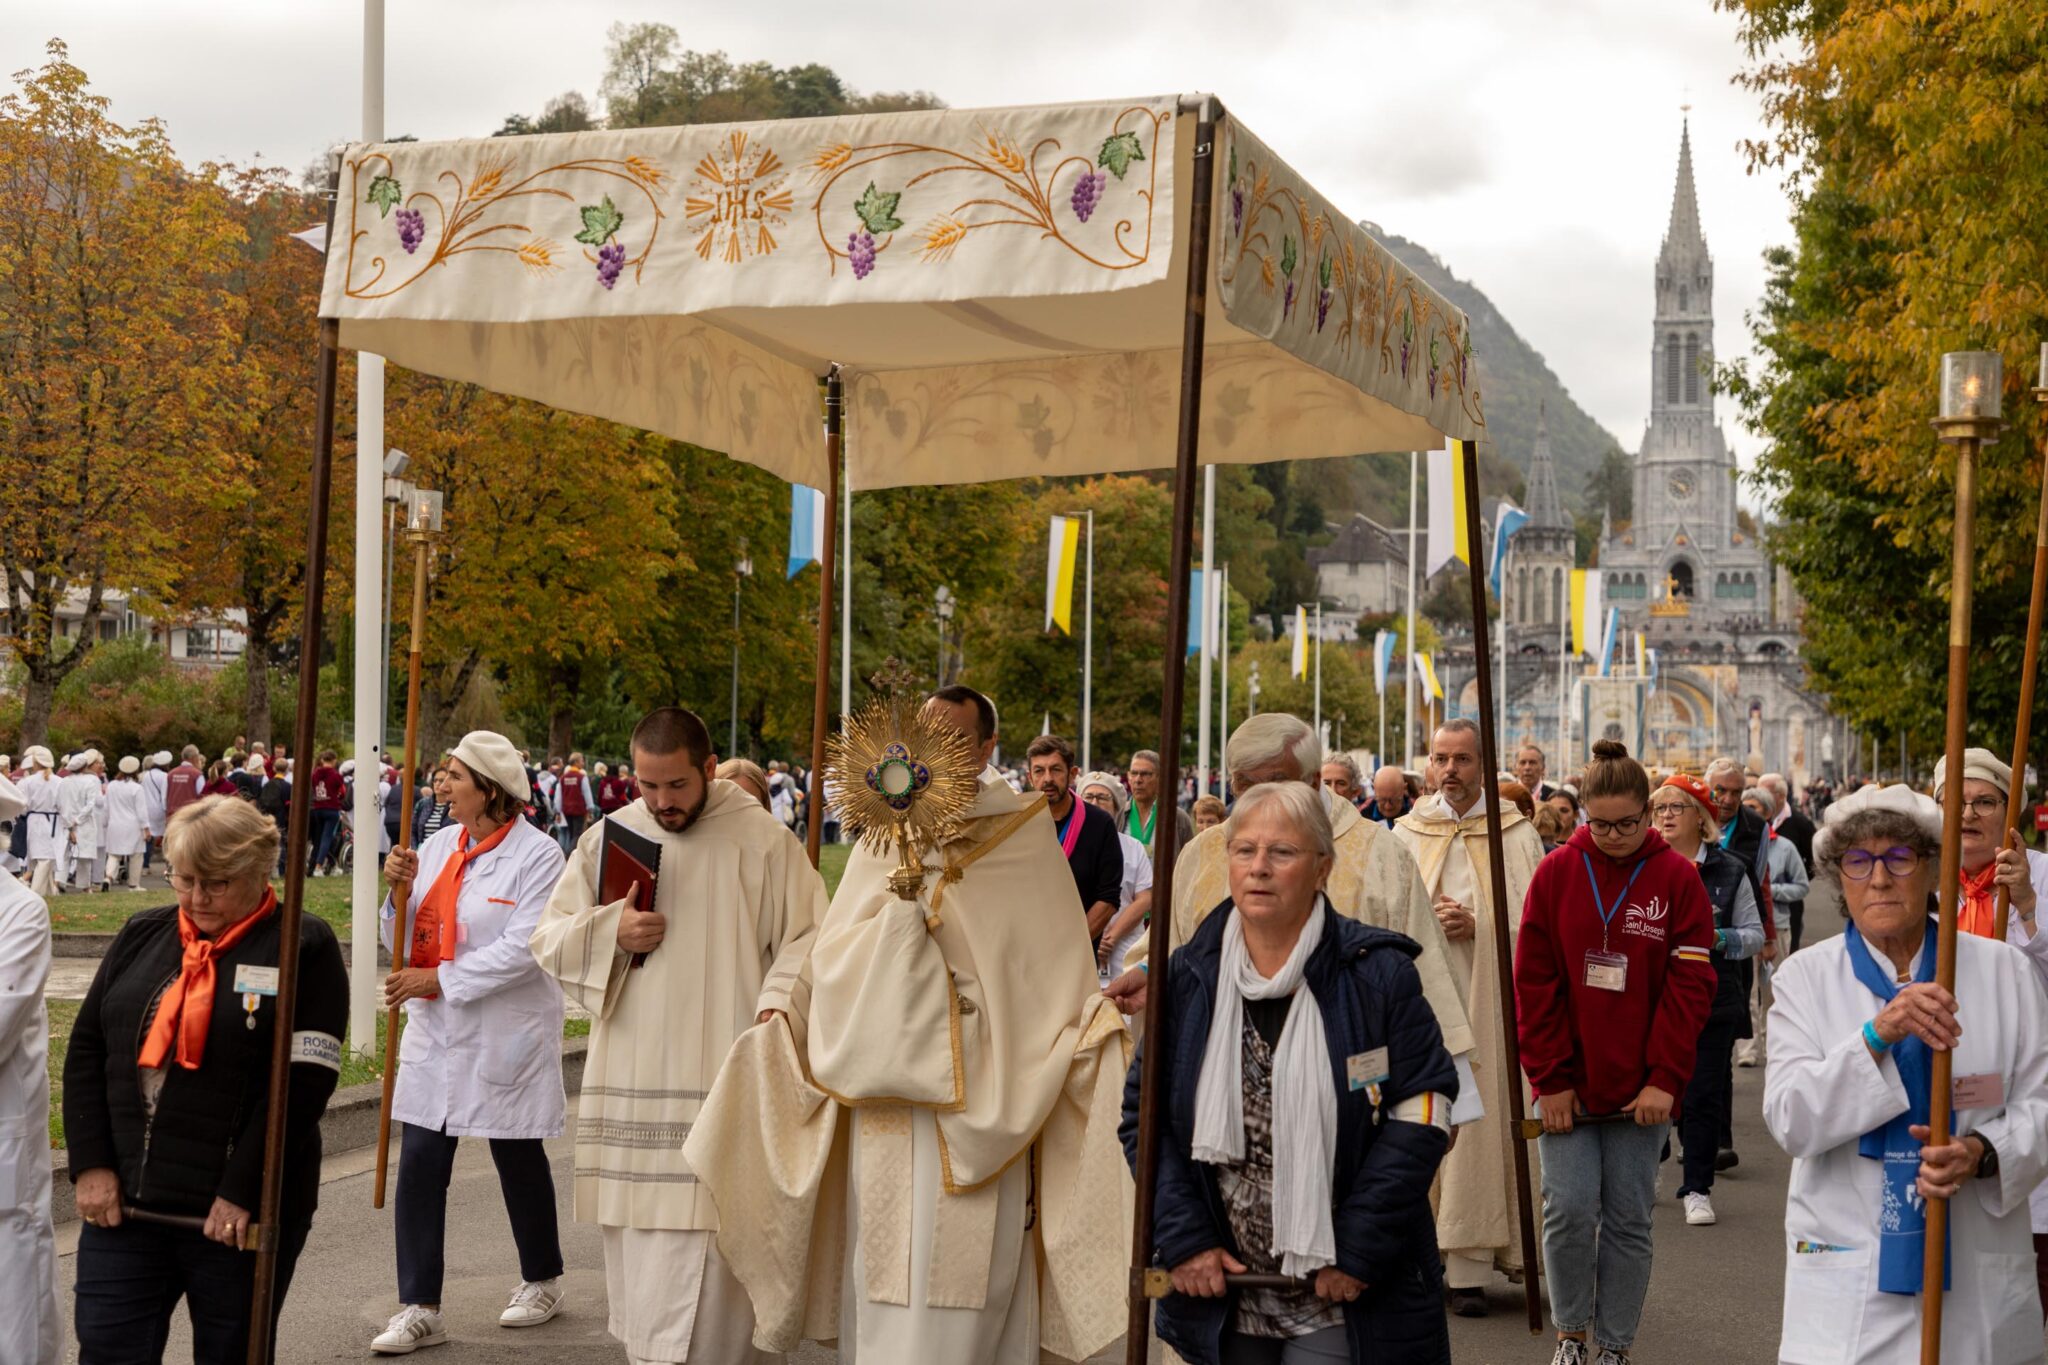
left=0, top=693, right=2042, bottom=1365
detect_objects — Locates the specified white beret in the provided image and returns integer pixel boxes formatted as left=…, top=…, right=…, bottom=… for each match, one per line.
left=450, top=730, right=530, bottom=803
left=22, top=747, right=52, bottom=771
left=118, top=755, right=140, bottom=775
left=1932, top=747, right=2015, bottom=802
left=1814, top=782, right=1944, bottom=864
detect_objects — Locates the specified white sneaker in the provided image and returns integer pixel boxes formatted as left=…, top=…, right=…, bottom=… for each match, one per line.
left=1684, top=1191, right=1717, bottom=1226
left=371, top=1305, right=447, bottom=1354
left=499, top=1279, right=563, bottom=1328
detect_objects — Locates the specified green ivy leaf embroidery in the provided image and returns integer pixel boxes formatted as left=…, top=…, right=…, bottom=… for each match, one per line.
left=854, top=182, right=904, bottom=235
left=1280, top=235, right=1297, bottom=279
left=1318, top=253, right=1333, bottom=289
left=574, top=196, right=625, bottom=247
left=367, top=175, right=402, bottom=218
left=1228, top=143, right=1239, bottom=186
left=1098, top=131, right=1147, bottom=181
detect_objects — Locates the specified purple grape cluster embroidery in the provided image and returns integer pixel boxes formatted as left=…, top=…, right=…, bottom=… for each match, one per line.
left=595, top=242, right=625, bottom=289
left=848, top=231, right=877, bottom=279
left=574, top=196, right=628, bottom=290
left=1071, top=169, right=1107, bottom=223
left=395, top=208, right=424, bottom=255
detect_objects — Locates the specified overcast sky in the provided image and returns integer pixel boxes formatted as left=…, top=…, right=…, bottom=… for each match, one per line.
left=5, top=0, right=1794, bottom=490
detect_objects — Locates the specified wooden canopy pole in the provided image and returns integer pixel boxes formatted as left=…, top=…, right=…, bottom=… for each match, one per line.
left=805, top=367, right=843, bottom=870
left=1125, top=95, right=1220, bottom=1365
left=373, top=522, right=433, bottom=1208
left=1991, top=368, right=2048, bottom=941
left=246, top=314, right=340, bottom=1365
left=1458, top=439, right=1544, bottom=1335
left=1922, top=356, right=2001, bottom=1365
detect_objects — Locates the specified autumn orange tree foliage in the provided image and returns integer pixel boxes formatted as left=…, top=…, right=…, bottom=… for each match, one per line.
left=1719, top=1, right=2048, bottom=754
left=0, top=41, right=246, bottom=746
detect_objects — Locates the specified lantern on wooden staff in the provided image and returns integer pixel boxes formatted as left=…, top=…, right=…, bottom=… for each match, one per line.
left=1990, top=344, right=2048, bottom=942
left=373, top=482, right=444, bottom=1209
left=1921, top=350, right=2003, bottom=1364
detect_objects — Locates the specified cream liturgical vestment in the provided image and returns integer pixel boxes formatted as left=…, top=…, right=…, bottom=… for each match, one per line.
left=1394, top=792, right=1544, bottom=1284
left=530, top=781, right=823, bottom=1364
left=1130, top=788, right=1475, bottom=1058
left=684, top=777, right=1135, bottom=1364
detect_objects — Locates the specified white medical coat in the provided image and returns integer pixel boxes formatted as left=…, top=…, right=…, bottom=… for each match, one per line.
left=102, top=781, right=148, bottom=857
left=382, top=817, right=568, bottom=1139
left=140, top=768, right=168, bottom=838
left=17, top=775, right=61, bottom=864
left=1764, top=931, right=2048, bottom=1364
left=0, top=871, right=59, bottom=1364
left=57, top=773, right=102, bottom=859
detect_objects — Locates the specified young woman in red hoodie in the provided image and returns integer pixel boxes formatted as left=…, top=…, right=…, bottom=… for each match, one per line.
left=1514, top=741, right=1719, bottom=1365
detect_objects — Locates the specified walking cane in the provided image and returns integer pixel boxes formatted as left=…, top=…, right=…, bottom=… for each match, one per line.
left=1991, top=349, right=2048, bottom=942
left=373, top=489, right=443, bottom=1210
left=1922, top=351, right=2004, bottom=1364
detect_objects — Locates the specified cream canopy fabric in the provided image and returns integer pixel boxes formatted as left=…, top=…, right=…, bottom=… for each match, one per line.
left=318, top=95, right=1484, bottom=489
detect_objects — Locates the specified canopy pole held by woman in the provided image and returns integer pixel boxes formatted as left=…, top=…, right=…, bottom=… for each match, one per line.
left=805, top=367, right=843, bottom=870
left=246, top=312, right=341, bottom=1365
left=1457, top=437, right=1544, bottom=1335
left=1992, top=354, right=2048, bottom=941
left=373, top=500, right=437, bottom=1209
left=1127, top=94, right=1221, bottom=1365
left=1921, top=351, right=2002, bottom=1364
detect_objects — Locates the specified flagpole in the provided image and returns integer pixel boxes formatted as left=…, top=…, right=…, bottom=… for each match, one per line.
left=1198, top=465, right=1215, bottom=796
left=1405, top=450, right=1420, bottom=766
left=1312, top=601, right=1323, bottom=741
left=1219, top=562, right=1230, bottom=796
left=1498, top=542, right=1510, bottom=763
left=1557, top=571, right=1569, bottom=761
left=841, top=465, right=852, bottom=736
left=1082, top=508, right=1094, bottom=774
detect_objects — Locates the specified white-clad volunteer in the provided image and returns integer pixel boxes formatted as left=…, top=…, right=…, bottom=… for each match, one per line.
left=372, top=732, right=570, bottom=1356
left=104, top=756, right=150, bottom=890
left=59, top=751, right=105, bottom=893
left=0, top=770, right=59, bottom=1363
left=1077, top=770, right=1153, bottom=980
left=17, top=749, right=62, bottom=899
left=141, top=751, right=171, bottom=866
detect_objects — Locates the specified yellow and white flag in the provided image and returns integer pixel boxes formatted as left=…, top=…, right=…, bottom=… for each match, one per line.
left=1569, top=568, right=1590, bottom=656
left=1635, top=631, right=1648, bottom=678
left=1426, top=440, right=1472, bottom=576
left=1292, top=605, right=1309, bottom=679
left=1413, top=651, right=1444, bottom=699
left=1045, top=514, right=1080, bottom=633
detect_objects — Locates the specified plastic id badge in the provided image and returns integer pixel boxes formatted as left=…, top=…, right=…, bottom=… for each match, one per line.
left=233, top=965, right=279, bottom=997
left=1346, top=1048, right=1391, bottom=1092
left=1584, top=951, right=1629, bottom=992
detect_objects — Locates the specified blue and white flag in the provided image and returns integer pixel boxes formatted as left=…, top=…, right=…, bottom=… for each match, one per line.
left=1372, top=629, right=1397, bottom=696
left=1597, top=606, right=1622, bottom=677
left=1488, top=502, right=1529, bottom=598
left=1187, top=569, right=1206, bottom=655
left=787, top=484, right=826, bottom=578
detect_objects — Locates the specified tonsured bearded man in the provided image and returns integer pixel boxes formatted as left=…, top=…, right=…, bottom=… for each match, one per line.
left=530, top=707, right=823, bottom=1365
left=685, top=686, right=1134, bottom=1364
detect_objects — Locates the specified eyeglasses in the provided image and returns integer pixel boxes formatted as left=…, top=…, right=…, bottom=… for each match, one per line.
left=1586, top=810, right=1646, bottom=837
left=1227, top=840, right=1309, bottom=868
left=1839, top=846, right=1922, bottom=881
left=168, top=873, right=236, bottom=898
left=1958, top=796, right=2006, bottom=818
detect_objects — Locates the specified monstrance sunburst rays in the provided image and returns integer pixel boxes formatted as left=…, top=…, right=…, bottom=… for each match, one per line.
left=825, top=693, right=979, bottom=898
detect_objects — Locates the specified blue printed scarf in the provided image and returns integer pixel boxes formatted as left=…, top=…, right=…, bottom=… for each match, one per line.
left=1842, top=917, right=1948, bottom=1295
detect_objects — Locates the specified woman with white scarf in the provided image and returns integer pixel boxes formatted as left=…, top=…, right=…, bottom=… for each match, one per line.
left=1122, top=780, right=1458, bottom=1365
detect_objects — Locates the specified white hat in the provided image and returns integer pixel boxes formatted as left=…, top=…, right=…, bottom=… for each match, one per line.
left=1932, top=747, right=2016, bottom=802
left=22, top=746, right=52, bottom=771
left=1814, top=782, right=1944, bottom=865
left=0, top=773, right=22, bottom=824
left=1075, top=770, right=1129, bottom=819
left=450, top=730, right=530, bottom=802
left=339, top=759, right=356, bottom=776
left=118, top=755, right=140, bottom=775
left=66, top=753, right=90, bottom=773
left=150, top=751, right=172, bottom=768
left=243, top=753, right=267, bottom=774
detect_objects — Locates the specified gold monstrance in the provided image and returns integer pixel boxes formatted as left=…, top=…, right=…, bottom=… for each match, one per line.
left=826, top=693, right=979, bottom=900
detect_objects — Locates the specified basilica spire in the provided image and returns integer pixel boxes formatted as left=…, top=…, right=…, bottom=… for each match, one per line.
left=1526, top=400, right=1569, bottom=533
left=1662, top=116, right=1704, bottom=260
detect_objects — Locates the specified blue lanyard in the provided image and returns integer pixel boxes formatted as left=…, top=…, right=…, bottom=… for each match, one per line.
left=1579, top=851, right=1647, bottom=947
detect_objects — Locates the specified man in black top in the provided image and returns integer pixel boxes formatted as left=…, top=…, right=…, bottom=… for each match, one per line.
left=1025, top=734, right=1121, bottom=946
left=1707, top=756, right=1771, bottom=1169
left=1513, top=744, right=1557, bottom=803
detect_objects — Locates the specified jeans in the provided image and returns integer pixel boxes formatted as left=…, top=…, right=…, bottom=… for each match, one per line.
left=74, top=1217, right=310, bottom=1364
left=1537, top=1117, right=1668, bottom=1350
left=1218, top=1326, right=1350, bottom=1363
left=395, top=1122, right=563, bottom=1303
left=310, top=808, right=342, bottom=869
left=1679, top=1017, right=1739, bottom=1197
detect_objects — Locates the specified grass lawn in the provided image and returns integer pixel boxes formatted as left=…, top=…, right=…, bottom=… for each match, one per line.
left=41, top=840, right=848, bottom=1148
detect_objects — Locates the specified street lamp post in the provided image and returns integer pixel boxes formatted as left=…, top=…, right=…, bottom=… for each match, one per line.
left=1248, top=661, right=1261, bottom=718
left=935, top=585, right=955, bottom=687
left=730, top=542, right=752, bottom=759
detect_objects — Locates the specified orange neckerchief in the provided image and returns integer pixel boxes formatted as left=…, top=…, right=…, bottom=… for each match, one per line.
left=1959, top=860, right=1999, bottom=939
left=409, top=821, right=516, bottom=969
left=139, top=889, right=278, bottom=1071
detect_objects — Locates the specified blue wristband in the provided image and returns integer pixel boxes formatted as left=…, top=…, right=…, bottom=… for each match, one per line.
left=1862, top=1019, right=1892, bottom=1054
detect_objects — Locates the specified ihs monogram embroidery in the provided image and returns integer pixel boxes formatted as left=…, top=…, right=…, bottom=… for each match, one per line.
left=687, top=131, right=793, bottom=263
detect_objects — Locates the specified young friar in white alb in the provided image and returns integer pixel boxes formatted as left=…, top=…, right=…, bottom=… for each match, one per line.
left=529, top=707, right=821, bottom=1365
left=684, top=686, right=1135, bottom=1365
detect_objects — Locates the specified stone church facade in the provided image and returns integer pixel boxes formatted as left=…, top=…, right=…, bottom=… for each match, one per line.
left=1442, top=120, right=1837, bottom=784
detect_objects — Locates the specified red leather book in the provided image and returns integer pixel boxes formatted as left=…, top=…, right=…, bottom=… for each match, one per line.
left=598, top=817, right=661, bottom=969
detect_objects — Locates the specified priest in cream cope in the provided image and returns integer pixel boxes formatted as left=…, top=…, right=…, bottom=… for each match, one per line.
left=1393, top=718, right=1545, bottom=1317
left=530, top=707, right=823, bottom=1365
left=684, top=687, right=1135, bottom=1364
left=1110, top=713, right=1475, bottom=1070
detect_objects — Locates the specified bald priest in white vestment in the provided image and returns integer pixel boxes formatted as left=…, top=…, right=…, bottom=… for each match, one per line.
left=684, top=686, right=1135, bottom=1364
left=531, top=707, right=824, bottom=1365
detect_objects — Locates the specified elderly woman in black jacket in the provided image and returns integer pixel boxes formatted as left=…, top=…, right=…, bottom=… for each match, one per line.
left=1123, top=780, right=1458, bottom=1365
left=65, top=795, right=349, bottom=1364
